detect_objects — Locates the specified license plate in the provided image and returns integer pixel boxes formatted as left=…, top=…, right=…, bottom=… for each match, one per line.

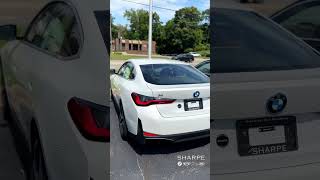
left=236, top=116, right=298, bottom=156
left=184, top=98, right=203, bottom=111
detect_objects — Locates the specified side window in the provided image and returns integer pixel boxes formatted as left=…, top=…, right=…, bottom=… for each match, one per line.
left=26, top=6, right=54, bottom=47
left=197, top=62, right=210, bottom=74
left=123, top=63, right=135, bottom=80
left=118, top=63, right=128, bottom=76
left=40, top=3, right=81, bottom=57
left=279, top=3, right=320, bottom=39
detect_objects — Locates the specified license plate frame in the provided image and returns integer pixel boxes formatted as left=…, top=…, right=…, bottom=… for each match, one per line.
left=236, top=116, right=298, bottom=156
left=184, top=98, right=203, bottom=111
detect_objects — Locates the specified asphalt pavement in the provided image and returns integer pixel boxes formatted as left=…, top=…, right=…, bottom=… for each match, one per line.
left=110, top=102, right=210, bottom=180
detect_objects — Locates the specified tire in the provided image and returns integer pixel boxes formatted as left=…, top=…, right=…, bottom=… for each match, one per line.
left=30, top=135, right=48, bottom=180
left=119, top=103, right=129, bottom=141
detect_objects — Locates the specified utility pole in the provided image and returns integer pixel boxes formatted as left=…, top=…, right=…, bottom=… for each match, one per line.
left=148, top=0, right=153, bottom=59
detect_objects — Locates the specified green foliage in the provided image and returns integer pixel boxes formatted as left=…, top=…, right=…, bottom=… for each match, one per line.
left=194, top=44, right=209, bottom=51
left=184, top=48, right=194, bottom=53
left=123, top=9, right=162, bottom=41
left=112, top=7, right=210, bottom=54
left=158, top=7, right=208, bottom=54
left=198, top=50, right=210, bottom=57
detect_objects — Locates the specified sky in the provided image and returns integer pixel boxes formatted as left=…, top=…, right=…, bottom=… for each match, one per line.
left=111, top=0, right=210, bottom=25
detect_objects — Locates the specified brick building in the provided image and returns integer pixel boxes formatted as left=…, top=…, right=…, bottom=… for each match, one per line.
left=112, top=38, right=156, bottom=54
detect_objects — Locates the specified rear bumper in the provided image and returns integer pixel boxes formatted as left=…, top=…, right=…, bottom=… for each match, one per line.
left=145, top=129, right=210, bottom=143
left=214, top=162, right=320, bottom=180
left=137, top=106, right=209, bottom=135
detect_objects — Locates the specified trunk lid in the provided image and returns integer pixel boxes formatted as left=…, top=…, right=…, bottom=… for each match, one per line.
left=212, top=68, right=320, bottom=175
left=146, top=83, right=210, bottom=118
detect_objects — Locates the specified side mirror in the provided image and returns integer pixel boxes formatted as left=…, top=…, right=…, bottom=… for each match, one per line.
left=0, top=25, right=18, bottom=41
left=111, top=69, right=117, bottom=75
left=130, top=73, right=135, bottom=79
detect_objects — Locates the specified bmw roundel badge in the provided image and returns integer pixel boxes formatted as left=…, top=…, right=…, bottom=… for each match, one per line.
left=193, top=91, right=200, bottom=98
left=267, top=93, right=287, bottom=114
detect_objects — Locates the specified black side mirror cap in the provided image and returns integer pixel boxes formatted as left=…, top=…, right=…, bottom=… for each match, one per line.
left=111, top=69, right=116, bottom=75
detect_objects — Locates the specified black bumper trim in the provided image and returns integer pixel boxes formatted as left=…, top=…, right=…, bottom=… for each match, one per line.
left=144, top=129, right=210, bottom=143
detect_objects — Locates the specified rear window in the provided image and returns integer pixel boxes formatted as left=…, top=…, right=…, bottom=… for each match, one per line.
left=140, top=64, right=209, bottom=85
left=212, top=9, right=320, bottom=73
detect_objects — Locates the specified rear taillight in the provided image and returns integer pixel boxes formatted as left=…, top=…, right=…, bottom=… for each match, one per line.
left=68, top=97, right=110, bottom=142
left=143, top=132, right=159, bottom=137
left=131, top=93, right=175, bottom=106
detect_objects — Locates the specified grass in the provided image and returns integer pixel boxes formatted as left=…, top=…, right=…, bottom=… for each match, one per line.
left=196, top=50, right=210, bottom=58
left=111, top=52, right=170, bottom=60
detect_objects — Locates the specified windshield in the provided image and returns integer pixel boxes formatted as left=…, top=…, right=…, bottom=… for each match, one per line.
left=94, top=10, right=110, bottom=54
left=212, top=8, right=320, bottom=73
left=140, top=64, right=209, bottom=85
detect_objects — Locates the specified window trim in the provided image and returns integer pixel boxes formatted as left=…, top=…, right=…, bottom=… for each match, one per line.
left=196, top=61, right=210, bottom=70
left=117, top=62, right=128, bottom=76
left=22, top=0, right=84, bottom=61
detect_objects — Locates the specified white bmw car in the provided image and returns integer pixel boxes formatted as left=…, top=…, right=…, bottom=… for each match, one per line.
left=212, top=8, right=320, bottom=180
left=111, top=59, right=210, bottom=144
left=0, top=0, right=109, bottom=180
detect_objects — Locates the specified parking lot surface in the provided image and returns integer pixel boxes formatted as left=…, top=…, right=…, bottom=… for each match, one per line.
left=110, top=102, right=210, bottom=180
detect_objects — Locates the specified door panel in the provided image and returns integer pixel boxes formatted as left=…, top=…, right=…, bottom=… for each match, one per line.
left=4, top=42, right=35, bottom=139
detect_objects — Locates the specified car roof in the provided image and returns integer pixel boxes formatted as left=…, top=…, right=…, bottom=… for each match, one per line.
left=48, top=0, right=108, bottom=11
left=128, top=59, right=188, bottom=66
left=213, top=1, right=254, bottom=12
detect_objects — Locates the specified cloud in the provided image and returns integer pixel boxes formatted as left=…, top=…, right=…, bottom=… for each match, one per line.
left=111, top=0, right=209, bottom=25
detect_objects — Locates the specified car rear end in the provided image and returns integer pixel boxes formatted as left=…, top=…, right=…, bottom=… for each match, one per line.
left=135, top=62, right=210, bottom=142
left=212, top=8, right=320, bottom=179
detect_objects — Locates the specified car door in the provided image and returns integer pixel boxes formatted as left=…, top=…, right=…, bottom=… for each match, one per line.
left=24, top=2, right=95, bottom=180
left=2, top=4, right=55, bottom=140
left=196, top=61, right=210, bottom=76
left=112, top=62, right=128, bottom=105
left=182, top=54, right=187, bottom=61
left=272, top=1, right=320, bottom=51
left=116, top=62, right=138, bottom=131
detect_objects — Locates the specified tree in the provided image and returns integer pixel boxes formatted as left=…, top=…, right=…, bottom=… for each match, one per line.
left=157, top=7, right=204, bottom=54
left=200, top=9, right=210, bottom=45
left=111, top=16, right=129, bottom=39
left=111, top=7, right=210, bottom=55
left=123, top=9, right=162, bottom=41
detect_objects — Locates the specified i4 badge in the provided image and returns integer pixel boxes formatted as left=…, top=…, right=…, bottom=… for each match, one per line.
left=267, top=93, right=287, bottom=114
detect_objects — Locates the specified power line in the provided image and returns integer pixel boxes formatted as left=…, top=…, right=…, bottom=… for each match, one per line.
left=121, top=0, right=177, bottom=11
